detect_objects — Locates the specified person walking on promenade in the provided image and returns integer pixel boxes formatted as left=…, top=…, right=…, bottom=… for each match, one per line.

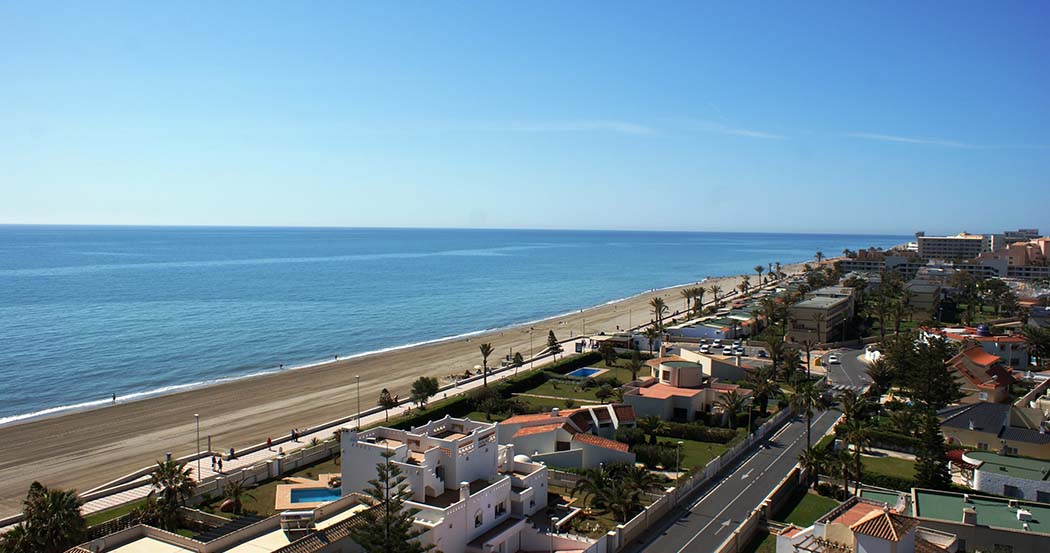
left=217, top=458, right=223, bottom=473
left=267, top=437, right=273, bottom=450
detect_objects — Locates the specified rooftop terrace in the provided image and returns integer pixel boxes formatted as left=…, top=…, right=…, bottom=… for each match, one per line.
left=966, top=451, right=1050, bottom=481
left=913, top=489, right=1050, bottom=535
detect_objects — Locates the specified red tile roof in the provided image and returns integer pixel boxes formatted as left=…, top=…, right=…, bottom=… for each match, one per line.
left=572, top=432, right=629, bottom=452
left=512, top=423, right=566, bottom=438
left=500, top=409, right=579, bottom=425
left=961, top=346, right=1004, bottom=367
left=826, top=501, right=886, bottom=528
left=849, top=510, right=919, bottom=542
left=612, top=404, right=636, bottom=422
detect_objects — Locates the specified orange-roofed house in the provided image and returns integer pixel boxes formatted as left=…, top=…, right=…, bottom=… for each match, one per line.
left=922, top=326, right=1029, bottom=368
left=622, top=357, right=751, bottom=422
left=496, top=404, right=636, bottom=469
left=947, top=344, right=1017, bottom=404
left=777, top=496, right=958, bottom=553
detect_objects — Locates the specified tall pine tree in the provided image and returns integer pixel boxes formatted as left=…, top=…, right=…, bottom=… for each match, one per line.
left=914, top=412, right=952, bottom=490
left=350, top=450, right=432, bottom=553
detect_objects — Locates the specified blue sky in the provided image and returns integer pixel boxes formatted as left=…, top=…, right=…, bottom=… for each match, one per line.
left=1, top=2, right=1047, bottom=235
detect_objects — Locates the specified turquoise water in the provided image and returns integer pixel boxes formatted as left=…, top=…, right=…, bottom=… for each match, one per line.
left=289, top=487, right=342, bottom=504
left=566, top=368, right=602, bottom=378
left=0, top=226, right=907, bottom=423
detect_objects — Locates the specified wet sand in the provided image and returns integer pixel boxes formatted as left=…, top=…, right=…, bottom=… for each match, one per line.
left=0, top=266, right=805, bottom=515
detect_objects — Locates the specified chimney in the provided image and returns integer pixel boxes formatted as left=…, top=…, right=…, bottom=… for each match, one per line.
left=550, top=407, right=560, bottom=418
left=459, top=481, right=470, bottom=501
left=963, top=507, right=977, bottom=525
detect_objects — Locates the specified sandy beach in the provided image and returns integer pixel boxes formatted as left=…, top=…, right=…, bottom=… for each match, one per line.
left=0, top=265, right=807, bottom=515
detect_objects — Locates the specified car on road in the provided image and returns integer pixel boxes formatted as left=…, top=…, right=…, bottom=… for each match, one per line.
left=828, top=354, right=840, bottom=364
left=712, top=339, right=722, bottom=346
left=700, top=345, right=710, bottom=353
left=722, top=346, right=734, bottom=355
left=734, top=347, right=745, bottom=356
left=757, top=350, right=768, bottom=358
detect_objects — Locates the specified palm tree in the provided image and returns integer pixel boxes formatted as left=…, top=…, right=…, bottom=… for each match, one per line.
left=642, top=326, right=660, bottom=356
left=571, top=465, right=615, bottom=508
left=708, top=285, right=723, bottom=308
left=638, top=415, right=667, bottom=445
left=738, top=276, right=750, bottom=295
left=790, top=380, right=826, bottom=449
left=1022, top=326, right=1050, bottom=369
left=841, top=417, right=872, bottom=495
left=865, top=358, right=894, bottom=394
left=837, top=390, right=868, bottom=423
left=828, top=448, right=853, bottom=499
left=9, top=482, right=87, bottom=553
left=625, top=351, right=644, bottom=382
left=649, top=297, right=668, bottom=329
left=799, top=339, right=816, bottom=378
left=222, top=477, right=255, bottom=515
left=621, top=465, right=664, bottom=511
left=746, top=366, right=781, bottom=416
left=765, top=339, right=786, bottom=380
left=797, top=447, right=825, bottom=489
left=781, top=348, right=804, bottom=383
left=680, top=288, right=693, bottom=313
left=148, top=459, right=196, bottom=531
left=690, top=287, right=706, bottom=317
left=716, top=390, right=747, bottom=429
left=774, top=261, right=782, bottom=279
left=479, top=343, right=494, bottom=387
left=754, top=265, right=765, bottom=286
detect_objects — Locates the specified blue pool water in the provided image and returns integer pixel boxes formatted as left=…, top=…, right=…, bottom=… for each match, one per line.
left=290, top=487, right=342, bottom=504
left=0, top=226, right=907, bottom=423
left=566, top=368, right=602, bottom=378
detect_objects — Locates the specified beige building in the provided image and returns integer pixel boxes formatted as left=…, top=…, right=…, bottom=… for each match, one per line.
left=787, top=295, right=852, bottom=344
left=917, top=233, right=989, bottom=260
left=938, top=402, right=1050, bottom=460
left=904, top=278, right=942, bottom=319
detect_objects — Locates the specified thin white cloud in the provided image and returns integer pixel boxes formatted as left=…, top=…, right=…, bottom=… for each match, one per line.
left=682, top=119, right=786, bottom=139
left=476, top=120, right=655, bottom=135
left=844, top=132, right=1050, bottom=150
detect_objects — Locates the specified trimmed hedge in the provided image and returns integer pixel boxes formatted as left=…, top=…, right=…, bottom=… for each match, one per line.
left=860, top=471, right=916, bottom=493
left=634, top=443, right=678, bottom=469
left=544, top=351, right=603, bottom=375
left=657, top=422, right=738, bottom=444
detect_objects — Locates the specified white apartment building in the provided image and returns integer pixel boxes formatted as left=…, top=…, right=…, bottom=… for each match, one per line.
left=917, top=233, right=989, bottom=260
left=341, top=416, right=600, bottom=553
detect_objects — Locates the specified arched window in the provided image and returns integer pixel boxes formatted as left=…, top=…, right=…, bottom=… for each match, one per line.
left=474, top=510, right=483, bottom=528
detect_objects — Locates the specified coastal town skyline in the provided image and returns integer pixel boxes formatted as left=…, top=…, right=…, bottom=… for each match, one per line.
left=2, top=2, right=1049, bottom=234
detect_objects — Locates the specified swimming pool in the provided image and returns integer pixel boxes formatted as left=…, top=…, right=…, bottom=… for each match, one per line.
left=566, top=367, right=603, bottom=378
left=290, top=487, right=342, bottom=504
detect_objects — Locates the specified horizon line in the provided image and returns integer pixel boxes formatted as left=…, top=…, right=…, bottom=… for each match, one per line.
left=0, top=222, right=917, bottom=237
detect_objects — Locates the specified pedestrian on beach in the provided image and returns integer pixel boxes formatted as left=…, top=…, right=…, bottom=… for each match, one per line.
left=112, top=393, right=116, bottom=402
left=267, top=437, right=273, bottom=450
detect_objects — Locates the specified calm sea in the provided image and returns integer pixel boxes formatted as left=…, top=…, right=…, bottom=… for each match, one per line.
left=0, top=226, right=907, bottom=423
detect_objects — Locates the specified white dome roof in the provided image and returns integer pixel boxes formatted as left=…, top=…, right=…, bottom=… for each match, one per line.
left=513, top=454, right=533, bottom=463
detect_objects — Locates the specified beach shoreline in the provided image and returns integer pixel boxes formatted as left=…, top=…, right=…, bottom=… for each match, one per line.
left=0, top=262, right=810, bottom=514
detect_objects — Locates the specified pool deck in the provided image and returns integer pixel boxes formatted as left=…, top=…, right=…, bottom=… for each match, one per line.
left=273, top=474, right=341, bottom=511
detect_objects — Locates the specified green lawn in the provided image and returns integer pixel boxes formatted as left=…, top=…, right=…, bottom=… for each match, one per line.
left=656, top=438, right=728, bottom=470
left=740, top=532, right=777, bottom=553
left=775, top=491, right=840, bottom=527
left=524, top=379, right=604, bottom=401
left=85, top=498, right=147, bottom=526
left=518, top=395, right=588, bottom=411
left=861, top=455, right=916, bottom=480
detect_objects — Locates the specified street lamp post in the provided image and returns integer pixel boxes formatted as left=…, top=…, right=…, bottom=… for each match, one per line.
left=194, top=414, right=201, bottom=478
left=355, top=375, right=361, bottom=430
left=529, top=328, right=535, bottom=369
left=675, top=440, right=684, bottom=484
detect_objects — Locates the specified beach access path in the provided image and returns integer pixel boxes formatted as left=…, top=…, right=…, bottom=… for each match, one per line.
left=0, top=263, right=806, bottom=517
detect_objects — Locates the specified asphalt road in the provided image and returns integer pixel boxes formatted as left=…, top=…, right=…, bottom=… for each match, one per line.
left=821, top=346, right=872, bottom=394
left=630, top=408, right=841, bottom=553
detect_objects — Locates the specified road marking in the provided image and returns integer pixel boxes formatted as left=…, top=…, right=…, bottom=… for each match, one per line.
left=674, top=410, right=833, bottom=553
left=741, top=469, right=753, bottom=480
left=716, top=518, right=732, bottom=533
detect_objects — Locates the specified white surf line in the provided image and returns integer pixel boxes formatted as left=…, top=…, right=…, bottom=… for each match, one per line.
left=675, top=410, right=834, bottom=553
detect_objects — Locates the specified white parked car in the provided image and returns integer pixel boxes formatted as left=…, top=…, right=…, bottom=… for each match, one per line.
left=734, top=347, right=745, bottom=356
left=700, top=345, right=710, bottom=353
left=722, top=346, right=734, bottom=355
left=828, top=354, right=840, bottom=364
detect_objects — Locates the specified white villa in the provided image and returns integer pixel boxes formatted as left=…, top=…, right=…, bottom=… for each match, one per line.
left=496, top=404, right=636, bottom=469
left=341, top=416, right=602, bottom=553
